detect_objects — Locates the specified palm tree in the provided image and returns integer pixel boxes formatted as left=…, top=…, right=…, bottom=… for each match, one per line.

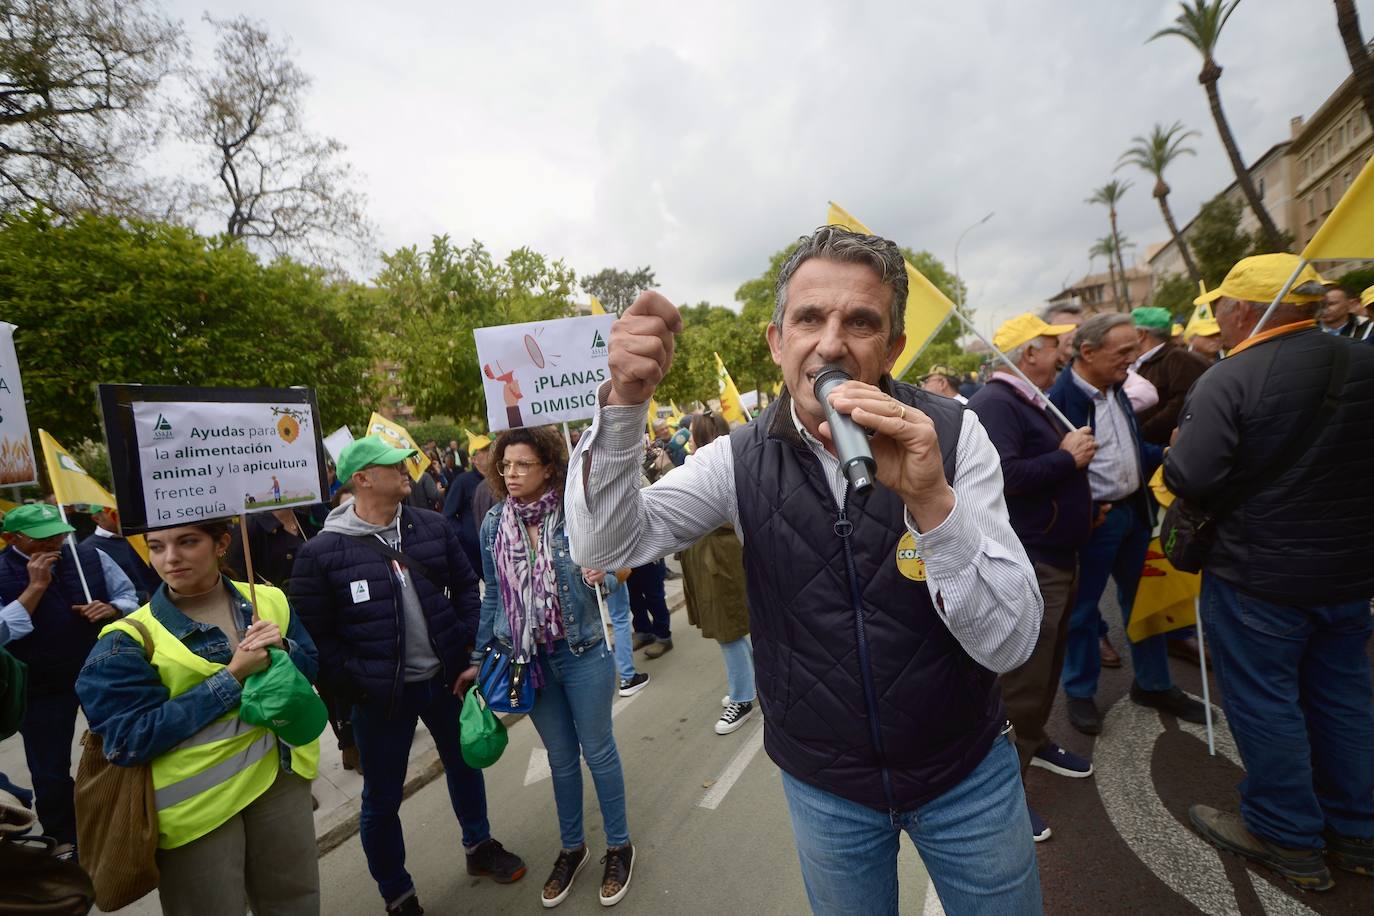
left=1089, top=235, right=1137, bottom=312
left=1086, top=180, right=1133, bottom=308
left=1335, top=0, right=1374, bottom=130
left=1150, top=0, right=1285, bottom=251
left=1118, top=122, right=1202, bottom=284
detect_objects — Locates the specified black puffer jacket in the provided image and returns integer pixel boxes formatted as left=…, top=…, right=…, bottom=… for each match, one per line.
left=1164, top=326, right=1374, bottom=604
left=289, top=505, right=479, bottom=710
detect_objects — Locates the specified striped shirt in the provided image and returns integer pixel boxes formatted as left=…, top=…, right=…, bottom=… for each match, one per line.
left=565, top=386, right=1042, bottom=674
left=1070, top=368, right=1141, bottom=501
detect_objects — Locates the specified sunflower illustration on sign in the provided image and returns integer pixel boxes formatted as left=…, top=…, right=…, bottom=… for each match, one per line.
left=271, top=406, right=310, bottom=444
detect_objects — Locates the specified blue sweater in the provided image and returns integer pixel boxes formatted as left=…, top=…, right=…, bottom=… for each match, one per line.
left=967, top=379, right=1092, bottom=570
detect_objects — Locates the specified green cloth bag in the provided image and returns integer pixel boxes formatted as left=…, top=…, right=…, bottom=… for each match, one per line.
left=239, top=647, right=328, bottom=747
left=460, top=686, right=507, bottom=769
left=0, top=645, right=27, bottom=741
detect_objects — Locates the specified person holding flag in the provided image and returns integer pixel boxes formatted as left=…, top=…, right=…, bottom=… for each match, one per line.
left=0, top=503, right=138, bottom=855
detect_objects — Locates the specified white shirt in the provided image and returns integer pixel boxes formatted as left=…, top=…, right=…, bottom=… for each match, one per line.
left=1070, top=368, right=1142, bottom=501
left=565, top=386, right=1042, bottom=673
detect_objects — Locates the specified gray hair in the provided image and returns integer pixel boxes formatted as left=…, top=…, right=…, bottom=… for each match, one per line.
left=1006, top=336, right=1051, bottom=366
left=1041, top=302, right=1082, bottom=322
left=1072, top=312, right=1134, bottom=359
left=773, top=226, right=908, bottom=343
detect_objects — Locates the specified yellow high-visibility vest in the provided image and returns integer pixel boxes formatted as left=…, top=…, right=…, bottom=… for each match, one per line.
left=101, top=581, right=320, bottom=849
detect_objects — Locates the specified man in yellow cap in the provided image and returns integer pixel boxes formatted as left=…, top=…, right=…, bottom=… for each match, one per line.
left=969, top=313, right=1095, bottom=842
left=443, top=431, right=494, bottom=573
left=1166, top=253, right=1374, bottom=890
left=919, top=364, right=967, bottom=403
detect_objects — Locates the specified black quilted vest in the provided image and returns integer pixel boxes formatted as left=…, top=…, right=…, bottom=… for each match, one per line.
left=0, top=543, right=110, bottom=695
left=731, top=381, right=1005, bottom=813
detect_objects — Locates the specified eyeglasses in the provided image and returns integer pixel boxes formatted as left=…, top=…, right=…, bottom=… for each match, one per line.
left=498, top=460, right=544, bottom=477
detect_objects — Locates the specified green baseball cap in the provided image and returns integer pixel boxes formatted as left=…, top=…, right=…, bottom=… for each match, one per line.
left=1132, top=306, right=1174, bottom=332
left=2, top=503, right=75, bottom=539
left=336, top=435, right=417, bottom=485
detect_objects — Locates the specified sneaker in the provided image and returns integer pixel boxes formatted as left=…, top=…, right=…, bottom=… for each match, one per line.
left=599, top=844, right=634, bottom=906
left=642, top=638, right=673, bottom=659
left=1030, top=742, right=1094, bottom=778
left=541, top=845, right=590, bottom=908
left=1130, top=683, right=1206, bottom=724
left=1029, top=808, right=1052, bottom=843
left=385, top=893, right=424, bottom=915
left=721, top=695, right=731, bottom=708
left=715, top=700, right=755, bottom=735
left=1188, top=805, right=1333, bottom=891
left=466, top=837, right=527, bottom=884
left=1325, top=829, right=1374, bottom=876
left=617, top=672, right=650, bottom=697
left=630, top=633, right=656, bottom=651
left=1066, top=697, right=1102, bottom=736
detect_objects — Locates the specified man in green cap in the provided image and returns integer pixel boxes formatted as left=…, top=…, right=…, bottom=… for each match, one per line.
left=290, top=436, right=527, bottom=914
left=1131, top=305, right=1210, bottom=446
left=0, top=501, right=139, bottom=854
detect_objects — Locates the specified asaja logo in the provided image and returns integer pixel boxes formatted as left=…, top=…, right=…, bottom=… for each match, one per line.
left=57, top=453, right=86, bottom=474
left=152, top=413, right=174, bottom=441
left=590, top=330, right=608, bottom=357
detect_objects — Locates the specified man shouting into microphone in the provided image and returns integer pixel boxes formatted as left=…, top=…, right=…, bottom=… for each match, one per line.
left=567, top=226, right=1043, bottom=915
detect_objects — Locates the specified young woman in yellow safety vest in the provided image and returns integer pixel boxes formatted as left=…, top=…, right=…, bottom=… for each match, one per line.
left=76, top=519, right=322, bottom=916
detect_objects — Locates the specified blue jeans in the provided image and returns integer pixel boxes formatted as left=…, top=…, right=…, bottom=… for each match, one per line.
left=18, top=689, right=80, bottom=846
left=352, top=675, right=492, bottom=903
left=606, top=586, right=636, bottom=681
left=781, top=736, right=1040, bottom=915
left=628, top=561, right=671, bottom=640
left=1201, top=574, right=1374, bottom=849
left=1061, top=501, right=1171, bottom=698
left=530, top=640, right=629, bottom=848
left=719, top=636, right=756, bottom=703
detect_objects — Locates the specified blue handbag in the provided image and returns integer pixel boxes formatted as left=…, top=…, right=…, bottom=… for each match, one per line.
left=477, top=643, right=536, bottom=714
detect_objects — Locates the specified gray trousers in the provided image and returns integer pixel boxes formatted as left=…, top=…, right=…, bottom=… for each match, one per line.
left=1000, top=561, right=1078, bottom=773
left=156, top=767, right=320, bottom=916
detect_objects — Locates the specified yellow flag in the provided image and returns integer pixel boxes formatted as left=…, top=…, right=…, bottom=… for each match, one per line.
left=1183, top=300, right=1217, bottom=339
left=1303, top=155, right=1374, bottom=260
left=366, top=412, right=431, bottom=482
left=647, top=398, right=659, bottom=438
left=1128, top=538, right=1200, bottom=642
left=589, top=296, right=607, bottom=315
left=714, top=353, right=747, bottom=425
left=826, top=202, right=956, bottom=379
left=38, top=429, right=151, bottom=564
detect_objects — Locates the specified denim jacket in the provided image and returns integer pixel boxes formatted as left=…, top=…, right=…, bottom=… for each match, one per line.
left=76, top=577, right=319, bottom=768
left=472, top=502, right=606, bottom=666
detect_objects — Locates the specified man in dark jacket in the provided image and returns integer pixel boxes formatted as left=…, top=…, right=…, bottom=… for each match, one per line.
left=290, top=436, right=525, bottom=915
left=82, top=504, right=160, bottom=605
left=1165, top=255, right=1374, bottom=891
left=1131, top=306, right=1211, bottom=446
left=1048, top=313, right=1205, bottom=736
left=568, top=227, right=1044, bottom=912
left=441, top=434, right=492, bottom=574
left=970, top=313, right=1095, bottom=843
left=0, top=503, right=138, bottom=853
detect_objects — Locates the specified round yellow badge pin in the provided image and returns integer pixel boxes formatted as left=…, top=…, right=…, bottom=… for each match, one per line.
left=895, top=532, right=926, bottom=581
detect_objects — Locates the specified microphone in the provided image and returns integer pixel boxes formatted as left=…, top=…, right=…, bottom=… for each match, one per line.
left=812, top=365, right=876, bottom=494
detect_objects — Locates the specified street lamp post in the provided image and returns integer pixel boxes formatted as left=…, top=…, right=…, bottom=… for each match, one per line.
left=953, top=211, right=994, bottom=312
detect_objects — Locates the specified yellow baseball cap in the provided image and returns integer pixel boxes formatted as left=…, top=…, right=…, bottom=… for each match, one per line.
left=1362, top=285, right=1374, bottom=308
left=1184, top=318, right=1221, bottom=339
left=993, top=313, right=1077, bottom=353
left=1194, top=254, right=1327, bottom=306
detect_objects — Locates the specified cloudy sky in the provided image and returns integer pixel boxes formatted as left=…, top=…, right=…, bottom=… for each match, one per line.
left=164, top=0, right=1369, bottom=336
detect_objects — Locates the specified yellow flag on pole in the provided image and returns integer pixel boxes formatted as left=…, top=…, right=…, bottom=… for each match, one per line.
left=1302, top=155, right=1374, bottom=260
left=714, top=353, right=747, bottom=425
left=366, top=413, right=431, bottom=482
left=38, top=429, right=150, bottom=564
left=589, top=296, right=607, bottom=315
left=826, top=202, right=955, bottom=380
left=1128, top=539, right=1200, bottom=642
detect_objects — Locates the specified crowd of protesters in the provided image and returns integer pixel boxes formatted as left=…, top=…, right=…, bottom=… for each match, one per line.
left=1, top=226, right=1372, bottom=915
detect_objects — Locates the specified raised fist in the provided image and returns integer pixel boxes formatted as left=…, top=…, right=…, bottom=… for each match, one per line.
left=607, top=290, right=683, bottom=406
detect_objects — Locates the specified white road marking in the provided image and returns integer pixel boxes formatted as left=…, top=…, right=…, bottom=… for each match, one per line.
left=698, top=719, right=766, bottom=810
left=522, top=689, right=645, bottom=786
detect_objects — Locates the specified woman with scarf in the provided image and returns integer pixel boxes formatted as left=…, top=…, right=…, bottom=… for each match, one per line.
left=467, top=426, right=634, bottom=909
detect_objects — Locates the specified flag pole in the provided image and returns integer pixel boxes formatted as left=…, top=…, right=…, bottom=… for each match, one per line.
left=57, top=503, right=92, bottom=603
left=561, top=422, right=574, bottom=460
left=1193, top=596, right=1216, bottom=756
left=1249, top=260, right=1306, bottom=337
left=948, top=309, right=1079, bottom=432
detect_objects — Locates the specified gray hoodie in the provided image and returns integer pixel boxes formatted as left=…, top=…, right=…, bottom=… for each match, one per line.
left=323, top=502, right=442, bottom=682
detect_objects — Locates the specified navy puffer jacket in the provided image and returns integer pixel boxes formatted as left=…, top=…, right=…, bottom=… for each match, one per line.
left=289, top=505, right=479, bottom=711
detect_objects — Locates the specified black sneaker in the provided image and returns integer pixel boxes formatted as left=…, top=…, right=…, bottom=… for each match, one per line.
left=1066, top=697, right=1102, bottom=735
left=714, top=700, right=755, bottom=735
left=599, top=844, right=634, bottom=907
left=466, top=837, right=527, bottom=884
left=1189, top=805, right=1333, bottom=891
left=617, top=672, right=650, bottom=697
left=1130, top=683, right=1206, bottom=724
left=1325, top=829, right=1374, bottom=876
left=542, top=845, right=590, bottom=908
left=385, top=893, right=424, bottom=915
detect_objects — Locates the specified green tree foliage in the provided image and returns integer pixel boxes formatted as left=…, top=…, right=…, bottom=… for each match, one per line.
left=1336, top=266, right=1374, bottom=296
left=1188, top=195, right=1253, bottom=287
left=0, top=209, right=379, bottom=444
left=377, top=236, right=578, bottom=424
left=1149, top=272, right=1198, bottom=319
left=581, top=266, right=657, bottom=316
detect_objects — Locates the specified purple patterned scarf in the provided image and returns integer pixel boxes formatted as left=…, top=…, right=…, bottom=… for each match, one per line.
left=494, top=488, right=564, bottom=663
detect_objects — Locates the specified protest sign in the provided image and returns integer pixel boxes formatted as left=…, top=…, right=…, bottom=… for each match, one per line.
left=322, top=425, right=355, bottom=464
left=365, top=413, right=430, bottom=482
left=99, top=385, right=327, bottom=533
left=0, top=323, right=37, bottom=486
left=473, top=314, right=616, bottom=431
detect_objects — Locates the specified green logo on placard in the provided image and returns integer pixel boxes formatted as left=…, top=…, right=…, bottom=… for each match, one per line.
left=153, top=413, right=173, bottom=440
left=591, top=330, right=606, bottom=349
